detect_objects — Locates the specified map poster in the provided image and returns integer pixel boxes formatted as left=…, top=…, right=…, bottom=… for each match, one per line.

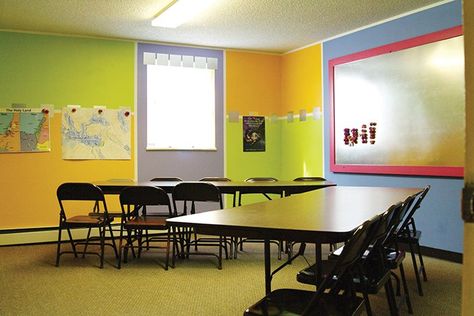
left=62, top=107, right=131, bottom=160
left=0, top=108, right=50, bottom=153
left=243, top=116, right=265, bottom=152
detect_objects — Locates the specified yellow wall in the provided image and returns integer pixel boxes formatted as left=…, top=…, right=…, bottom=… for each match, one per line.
left=225, top=50, right=282, bottom=193
left=463, top=0, right=474, bottom=314
left=279, top=44, right=324, bottom=180
left=281, top=44, right=323, bottom=114
left=226, top=51, right=281, bottom=115
left=0, top=32, right=135, bottom=230
left=0, top=116, right=134, bottom=228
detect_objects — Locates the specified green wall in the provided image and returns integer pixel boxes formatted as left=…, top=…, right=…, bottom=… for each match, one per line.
left=226, top=117, right=281, bottom=204
left=0, top=32, right=135, bottom=109
left=280, top=118, right=324, bottom=180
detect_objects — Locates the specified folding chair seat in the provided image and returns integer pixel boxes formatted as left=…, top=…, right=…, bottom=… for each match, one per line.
left=55, top=182, right=118, bottom=269
left=118, top=186, right=175, bottom=270
left=172, top=182, right=230, bottom=269
left=237, top=177, right=283, bottom=259
left=245, top=219, right=375, bottom=316
left=394, top=185, right=430, bottom=296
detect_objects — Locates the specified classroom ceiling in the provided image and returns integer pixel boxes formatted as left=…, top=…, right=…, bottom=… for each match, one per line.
left=0, top=0, right=447, bottom=53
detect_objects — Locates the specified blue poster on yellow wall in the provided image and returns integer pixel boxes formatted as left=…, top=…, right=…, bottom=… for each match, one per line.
left=243, top=116, right=265, bottom=152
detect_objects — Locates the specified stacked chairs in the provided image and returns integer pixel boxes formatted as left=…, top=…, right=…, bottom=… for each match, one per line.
left=297, top=201, right=415, bottom=315
left=55, top=182, right=118, bottom=268
left=245, top=218, right=376, bottom=316
left=236, top=177, right=284, bottom=259
left=118, top=186, right=174, bottom=270
left=395, top=185, right=431, bottom=296
left=172, top=182, right=229, bottom=269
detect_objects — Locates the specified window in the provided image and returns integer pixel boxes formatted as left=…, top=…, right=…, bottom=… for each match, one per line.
left=146, top=55, right=217, bottom=150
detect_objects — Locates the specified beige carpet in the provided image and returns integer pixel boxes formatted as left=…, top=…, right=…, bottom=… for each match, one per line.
left=0, top=243, right=461, bottom=315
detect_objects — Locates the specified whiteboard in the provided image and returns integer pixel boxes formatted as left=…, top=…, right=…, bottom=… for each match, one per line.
left=329, top=27, right=464, bottom=177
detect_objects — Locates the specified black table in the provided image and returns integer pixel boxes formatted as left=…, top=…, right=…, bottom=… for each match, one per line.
left=167, top=186, right=422, bottom=294
left=96, top=179, right=334, bottom=196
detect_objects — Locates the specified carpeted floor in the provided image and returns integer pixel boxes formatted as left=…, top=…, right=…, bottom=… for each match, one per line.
left=0, top=242, right=461, bottom=315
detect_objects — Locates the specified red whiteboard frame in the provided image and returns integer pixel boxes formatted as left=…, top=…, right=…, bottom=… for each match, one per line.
left=329, top=26, right=464, bottom=177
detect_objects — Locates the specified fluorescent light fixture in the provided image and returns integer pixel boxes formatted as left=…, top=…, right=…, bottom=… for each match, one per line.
left=152, top=0, right=216, bottom=28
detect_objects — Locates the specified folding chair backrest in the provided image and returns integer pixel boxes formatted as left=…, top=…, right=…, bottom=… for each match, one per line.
left=120, top=186, right=172, bottom=217
left=57, top=182, right=105, bottom=201
left=397, top=186, right=430, bottom=234
left=245, top=177, right=278, bottom=182
left=120, top=186, right=171, bottom=207
left=293, top=176, right=326, bottom=181
left=150, top=177, right=183, bottom=182
left=172, top=182, right=222, bottom=203
left=172, top=182, right=223, bottom=216
left=199, top=177, right=231, bottom=182
left=325, top=216, right=380, bottom=287
left=57, top=183, right=107, bottom=217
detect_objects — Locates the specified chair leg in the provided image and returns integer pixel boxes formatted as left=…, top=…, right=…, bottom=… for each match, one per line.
left=384, top=277, right=399, bottom=316
left=107, top=222, right=119, bottom=259
left=99, top=226, right=105, bottom=269
left=409, top=242, right=423, bottom=296
left=171, top=228, right=177, bottom=268
left=399, top=263, right=413, bottom=314
left=82, top=227, right=92, bottom=258
left=117, top=230, right=124, bottom=269
left=416, top=242, right=428, bottom=281
left=66, top=228, right=78, bottom=257
left=56, top=226, right=63, bottom=267
left=165, top=230, right=170, bottom=270
left=218, top=235, right=223, bottom=270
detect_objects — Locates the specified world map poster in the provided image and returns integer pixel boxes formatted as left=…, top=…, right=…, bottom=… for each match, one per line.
left=0, top=109, right=50, bottom=153
left=62, top=107, right=131, bottom=160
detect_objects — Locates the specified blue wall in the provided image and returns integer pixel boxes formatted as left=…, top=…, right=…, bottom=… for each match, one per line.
left=323, top=0, right=464, bottom=253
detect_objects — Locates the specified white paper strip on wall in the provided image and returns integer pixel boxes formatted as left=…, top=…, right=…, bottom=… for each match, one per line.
left=195, top=56, right=207, bottom=69
left=207, top=57, right=218, bottom=70
left=299, top=109, right=307, bottom=121
left=169, top=54, right=182, bottom=67
left=156, top=53, right=169, bottom=66
left=313, top=106, right=321, bottom=120
left=228, top=111, right=239, bottom=122
left=287, top=111, right=294, bottom=122
left=143, top=52, right=156, bottom=65
left=182, top=55, right=194, bottom=67
left=271, top=113, right=278, bottom=123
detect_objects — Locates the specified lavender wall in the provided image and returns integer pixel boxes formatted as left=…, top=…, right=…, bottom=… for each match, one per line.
left=137, top=43, right=224, bottom=181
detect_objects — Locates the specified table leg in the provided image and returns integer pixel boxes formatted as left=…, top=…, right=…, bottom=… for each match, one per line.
left=315, top=243, right=322, bottom=284
left=264, top=240, right=271, bottom=295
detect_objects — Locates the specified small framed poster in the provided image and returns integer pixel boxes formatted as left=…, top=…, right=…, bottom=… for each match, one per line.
left=243, top=116, right=265, bottom=152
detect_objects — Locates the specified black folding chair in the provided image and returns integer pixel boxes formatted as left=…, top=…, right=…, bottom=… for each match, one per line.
left=118, top=186, right=175, bottom=270
left=56, top=182, right=118, bottom=269
left=245, top=218, right=376, bottom=316
left=172, top=182, right=229, bottom=269
left=395, top=185, right=430, bottom=296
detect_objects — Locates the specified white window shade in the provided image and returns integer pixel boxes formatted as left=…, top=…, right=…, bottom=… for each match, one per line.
left=146, top=64, right=216, bottom=150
